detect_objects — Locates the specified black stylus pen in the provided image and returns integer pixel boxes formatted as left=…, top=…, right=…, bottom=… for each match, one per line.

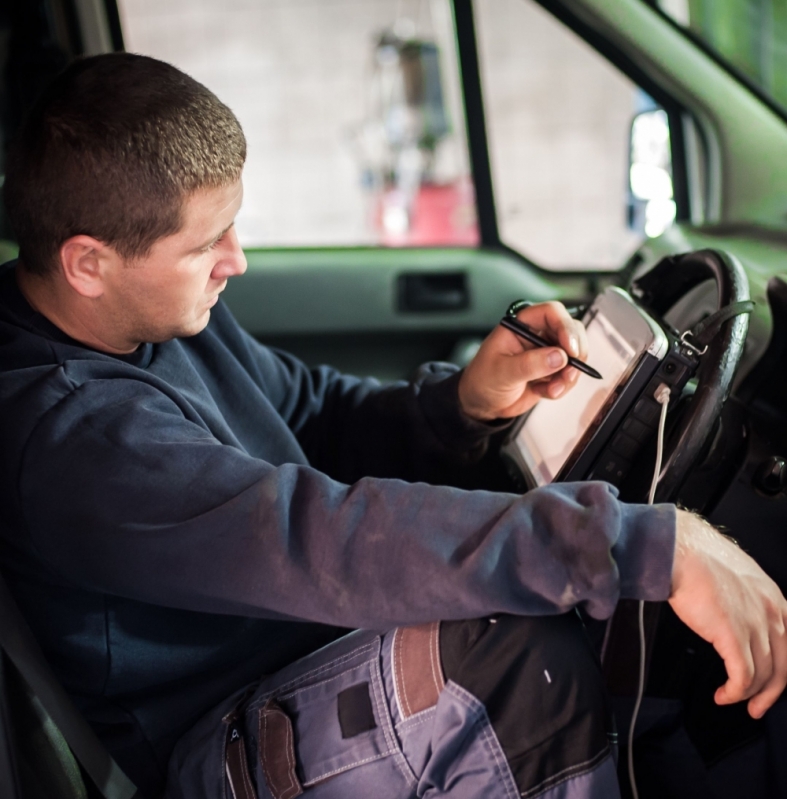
left=499, top=316, right=603, bottom=380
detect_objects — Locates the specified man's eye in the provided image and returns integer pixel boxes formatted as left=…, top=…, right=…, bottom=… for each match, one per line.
left=202, top=236, right=223, bottom=253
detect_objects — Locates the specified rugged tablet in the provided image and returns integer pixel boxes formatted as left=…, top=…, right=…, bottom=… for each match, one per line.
left=502, top=287, right=699, bottom=492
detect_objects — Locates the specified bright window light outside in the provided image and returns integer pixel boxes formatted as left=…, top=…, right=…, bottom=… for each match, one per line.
left=645, top=199, right=677, bottom=237
left=630, top=164, right=673, bottom=201
left=629, top=108, right=675, bottom=238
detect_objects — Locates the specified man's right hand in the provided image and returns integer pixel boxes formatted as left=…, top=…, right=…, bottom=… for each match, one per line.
left=669, top=509, right=787, bottom=718
left=458, top=301, right=588, bottom=422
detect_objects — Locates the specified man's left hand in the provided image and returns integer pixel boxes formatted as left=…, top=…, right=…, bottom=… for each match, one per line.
left=458, top=301, right=589, bottom=422
left=670, top=510, right=787, bottom=719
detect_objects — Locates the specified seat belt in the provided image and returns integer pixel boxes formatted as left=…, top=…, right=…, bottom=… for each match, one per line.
left=0, top=571, right=140, bottom=799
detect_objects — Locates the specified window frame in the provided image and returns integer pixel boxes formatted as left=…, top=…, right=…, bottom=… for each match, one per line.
left=103, top=0, right=126, bottom=51
left=641, top=0, right=787, bottom=127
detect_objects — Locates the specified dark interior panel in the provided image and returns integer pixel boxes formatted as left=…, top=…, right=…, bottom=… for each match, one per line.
left=258, top=330, right=489, bottom=382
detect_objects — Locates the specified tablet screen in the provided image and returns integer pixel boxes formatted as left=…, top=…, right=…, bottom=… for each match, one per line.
left=513, top=311, right=640, bottom=485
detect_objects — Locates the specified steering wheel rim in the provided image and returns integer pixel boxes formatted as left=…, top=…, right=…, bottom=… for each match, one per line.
left=630, top=249, right=751, bottom=503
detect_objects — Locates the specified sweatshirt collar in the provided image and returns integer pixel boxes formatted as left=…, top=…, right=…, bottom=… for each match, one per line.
left=0, top=260, right=155, bottom=368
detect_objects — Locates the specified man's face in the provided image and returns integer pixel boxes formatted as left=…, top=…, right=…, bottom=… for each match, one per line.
left=102, top=179, right=246, bottom=345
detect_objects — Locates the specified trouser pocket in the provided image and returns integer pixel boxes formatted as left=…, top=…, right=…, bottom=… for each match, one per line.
left=246, top=631, right=413, bottom=798
left=166, top=682, right=259, bottom=799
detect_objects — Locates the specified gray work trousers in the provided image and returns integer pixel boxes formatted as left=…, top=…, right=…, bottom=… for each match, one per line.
left=166, top=614, right=619, bottom=799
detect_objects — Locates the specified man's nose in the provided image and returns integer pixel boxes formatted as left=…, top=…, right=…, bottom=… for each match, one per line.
left=212, top=228, right=247, bottom=280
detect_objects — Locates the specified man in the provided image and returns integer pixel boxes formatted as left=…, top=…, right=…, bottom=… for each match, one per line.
left=0, top=53, right=784, bottom=799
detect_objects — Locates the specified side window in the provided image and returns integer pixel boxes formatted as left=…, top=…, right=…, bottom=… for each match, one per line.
left=117, top=0, right=478, bottom=249
left=474, top=0, right=675, bottom=270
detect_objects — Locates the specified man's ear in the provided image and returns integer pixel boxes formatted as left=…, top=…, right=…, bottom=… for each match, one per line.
left=59, top=235, right=116, bottom=299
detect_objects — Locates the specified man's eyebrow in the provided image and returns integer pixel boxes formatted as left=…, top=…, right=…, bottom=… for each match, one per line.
left=194, top=222, right=234, bottom=252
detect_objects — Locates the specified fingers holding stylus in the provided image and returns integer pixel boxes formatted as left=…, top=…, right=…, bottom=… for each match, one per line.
left=508, top=302, right=589, bottom=396
left=458, top=301, right=587, bottom=421
left=511, top=301, right=589, bottom=363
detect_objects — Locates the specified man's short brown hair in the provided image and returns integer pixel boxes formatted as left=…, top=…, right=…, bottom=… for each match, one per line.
left=4, top=53, right=247, bottom=276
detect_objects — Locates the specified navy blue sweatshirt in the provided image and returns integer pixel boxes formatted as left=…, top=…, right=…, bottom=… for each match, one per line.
left=0, top=262, right=675, bottom=796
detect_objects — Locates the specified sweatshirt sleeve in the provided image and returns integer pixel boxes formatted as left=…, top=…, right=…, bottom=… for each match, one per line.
left=219, top=314, right=509, bottom=485
left=19, top=379, right=675, bottom=627
left=295, top=362, right=513, bottom=486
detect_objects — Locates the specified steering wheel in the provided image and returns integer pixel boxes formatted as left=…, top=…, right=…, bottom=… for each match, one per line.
left=629, top=249, right=751, bottom=503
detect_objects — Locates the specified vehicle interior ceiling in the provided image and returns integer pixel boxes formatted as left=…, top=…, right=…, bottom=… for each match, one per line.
left=3, top=0, right=787, bottom=798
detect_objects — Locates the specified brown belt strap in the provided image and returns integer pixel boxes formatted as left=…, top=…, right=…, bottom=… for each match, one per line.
left=259, top=699, right=303, bottom=799
left=392, top=621, right=445, bottom=720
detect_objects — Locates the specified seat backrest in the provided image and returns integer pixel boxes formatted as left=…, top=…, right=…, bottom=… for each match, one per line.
left=0, top=570, right=139, bottom=799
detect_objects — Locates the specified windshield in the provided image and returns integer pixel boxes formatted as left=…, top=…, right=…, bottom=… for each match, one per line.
left=651, top=0, right=787, bottom=114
